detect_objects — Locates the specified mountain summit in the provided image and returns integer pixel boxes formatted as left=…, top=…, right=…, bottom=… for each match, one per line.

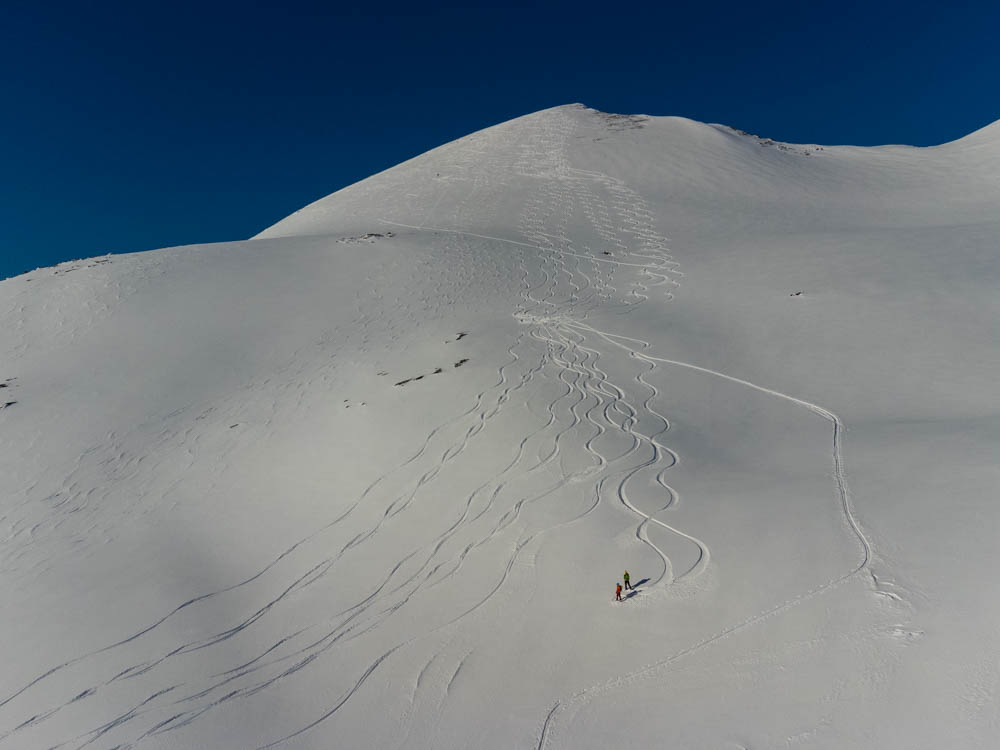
left=1, top=105, right=998, bottom=749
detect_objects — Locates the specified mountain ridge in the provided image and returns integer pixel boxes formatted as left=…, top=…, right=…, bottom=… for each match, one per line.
left=1, top=102, right=998, bottom=749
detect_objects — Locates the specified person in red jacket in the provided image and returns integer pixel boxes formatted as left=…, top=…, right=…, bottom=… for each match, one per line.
left=615, top=583, right=623, bottom=602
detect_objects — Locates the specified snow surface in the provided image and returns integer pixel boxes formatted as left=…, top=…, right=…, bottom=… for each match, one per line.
left=2, top=104, right=999, bottom=749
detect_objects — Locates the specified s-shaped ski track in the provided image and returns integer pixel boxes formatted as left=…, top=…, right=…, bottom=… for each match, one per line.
left=536, top=320, right=873, bottom=750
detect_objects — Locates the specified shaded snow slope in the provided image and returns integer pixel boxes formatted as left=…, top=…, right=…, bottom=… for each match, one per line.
left=2, top=105, right=999, bottom=749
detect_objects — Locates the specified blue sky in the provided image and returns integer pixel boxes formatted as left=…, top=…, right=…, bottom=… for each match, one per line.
left=2, top=0, right=997, bottom=279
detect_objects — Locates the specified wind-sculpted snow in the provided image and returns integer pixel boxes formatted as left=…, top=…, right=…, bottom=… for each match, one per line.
left=2, top=105, right=999, bottom=748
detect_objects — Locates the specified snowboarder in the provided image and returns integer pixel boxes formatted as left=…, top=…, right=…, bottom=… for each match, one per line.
left=623, top=570, right=632, bottom=590
left=615, top=583, right=623, bottom=602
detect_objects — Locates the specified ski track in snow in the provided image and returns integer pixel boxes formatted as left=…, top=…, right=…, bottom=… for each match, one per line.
left=376, top=110, right=870, bottom=747
left=0, top=106, right=873, bottom=749
left=534, top=319, right=873, bottom=750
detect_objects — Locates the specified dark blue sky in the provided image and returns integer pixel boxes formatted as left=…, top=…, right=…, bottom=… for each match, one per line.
left=2, top=0, right=997, bottom=279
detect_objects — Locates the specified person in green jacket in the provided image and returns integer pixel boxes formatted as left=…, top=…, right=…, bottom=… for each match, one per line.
left=623, top=570, right=632, bottom=590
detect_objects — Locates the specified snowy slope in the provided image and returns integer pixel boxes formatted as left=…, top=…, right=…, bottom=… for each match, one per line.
left=2, top=104, right=999, bottom=749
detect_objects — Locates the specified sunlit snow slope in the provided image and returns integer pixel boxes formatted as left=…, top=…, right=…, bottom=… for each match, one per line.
left=2, top=105, right=999, bottom=749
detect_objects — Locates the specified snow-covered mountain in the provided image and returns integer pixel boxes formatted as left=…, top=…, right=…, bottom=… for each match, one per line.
left=2, top=104, right=998, bottom=749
